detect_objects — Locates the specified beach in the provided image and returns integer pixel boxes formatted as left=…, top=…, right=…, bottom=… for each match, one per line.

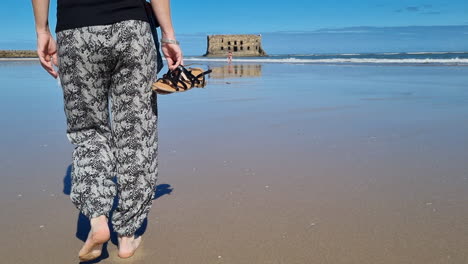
left=1, top=60, right=468, bottom=263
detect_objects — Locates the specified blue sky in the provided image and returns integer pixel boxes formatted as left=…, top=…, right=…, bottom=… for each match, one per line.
left=0, top=0, right=467, bottom=53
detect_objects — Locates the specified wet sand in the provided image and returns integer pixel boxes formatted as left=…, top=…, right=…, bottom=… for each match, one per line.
left=1, top=61, right=468, bottom=263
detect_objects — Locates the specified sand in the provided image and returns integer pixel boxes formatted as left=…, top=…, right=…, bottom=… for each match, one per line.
left=1, top=61, right=468, bottom=263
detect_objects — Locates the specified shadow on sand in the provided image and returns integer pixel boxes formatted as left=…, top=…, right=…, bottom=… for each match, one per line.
left=63, top=165, right=174, bottom=263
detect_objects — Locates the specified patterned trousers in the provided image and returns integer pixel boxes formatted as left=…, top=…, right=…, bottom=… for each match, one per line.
left=57, top=20, right=158, bottom=236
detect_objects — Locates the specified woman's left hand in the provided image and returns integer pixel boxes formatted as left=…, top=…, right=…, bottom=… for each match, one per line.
left=37, top=32, right=58, bottom=78
left=161, top=43, right=183, bottom=71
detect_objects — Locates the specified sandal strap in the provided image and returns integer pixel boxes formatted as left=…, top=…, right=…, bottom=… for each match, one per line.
left=194, top=69, right=212, bottom=87
left=178, top=66, right=200, bottom=87
left=179, top=66, right=212, bottom=86
left=194, top=69, right=212, bottom=79
left=157, top=69, right=182, bottom=91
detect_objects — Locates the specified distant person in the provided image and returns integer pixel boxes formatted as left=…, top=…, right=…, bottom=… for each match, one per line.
left=227, top=51, right=233, bottom=63
left=31, top=0, right=182, bottom=261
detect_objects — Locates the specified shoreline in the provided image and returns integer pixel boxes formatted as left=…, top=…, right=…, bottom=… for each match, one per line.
left=0, top=57, right=38, bottom=61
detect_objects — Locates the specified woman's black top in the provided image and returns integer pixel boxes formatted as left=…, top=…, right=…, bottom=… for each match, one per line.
left=56, top=0, right=149, bottom=32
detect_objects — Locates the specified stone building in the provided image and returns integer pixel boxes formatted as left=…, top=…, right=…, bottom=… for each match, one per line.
left=204, top=34, right=267, bottom=57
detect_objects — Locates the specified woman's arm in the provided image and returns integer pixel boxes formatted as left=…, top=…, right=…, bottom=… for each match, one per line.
left=151, top=0, right=183, bottom=70
left=31, top=0, right=58, bottom=78
left=32, top=0, right=50, bottom=34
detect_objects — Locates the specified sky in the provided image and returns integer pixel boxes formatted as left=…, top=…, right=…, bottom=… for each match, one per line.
left=0, top=0, right=467, bottom=53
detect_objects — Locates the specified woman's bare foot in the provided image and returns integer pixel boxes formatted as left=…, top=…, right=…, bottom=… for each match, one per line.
left=118, top=235, right=142, bottom=259
left=78, top=215, right=110, bottom=262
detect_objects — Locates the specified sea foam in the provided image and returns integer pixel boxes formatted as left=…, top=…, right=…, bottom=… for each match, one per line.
left=184, top=57, right=468, bottom=65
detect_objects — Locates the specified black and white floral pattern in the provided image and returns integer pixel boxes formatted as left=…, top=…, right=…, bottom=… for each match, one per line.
left=57, top=20, right=158, bottom=236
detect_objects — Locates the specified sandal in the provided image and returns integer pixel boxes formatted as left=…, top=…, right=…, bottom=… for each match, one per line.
left=152, top=65, right=212, bottom=94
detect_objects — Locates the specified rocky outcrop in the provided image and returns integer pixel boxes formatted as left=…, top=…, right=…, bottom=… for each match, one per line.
left=204, top=34, right=267, bottom=57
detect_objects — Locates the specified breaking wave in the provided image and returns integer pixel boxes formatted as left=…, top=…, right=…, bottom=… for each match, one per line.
left=184, top=57, right=468, bottom=65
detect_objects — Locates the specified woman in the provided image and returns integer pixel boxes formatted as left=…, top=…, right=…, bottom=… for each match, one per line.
left=31, top=0, right=182, bottom=260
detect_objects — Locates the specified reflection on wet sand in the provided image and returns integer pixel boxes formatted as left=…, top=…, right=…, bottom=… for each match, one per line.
left=208, top=64, right=262, bottom=79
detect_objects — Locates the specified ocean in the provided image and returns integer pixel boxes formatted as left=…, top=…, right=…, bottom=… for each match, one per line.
left=184, top=51, right=468, bottom=65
